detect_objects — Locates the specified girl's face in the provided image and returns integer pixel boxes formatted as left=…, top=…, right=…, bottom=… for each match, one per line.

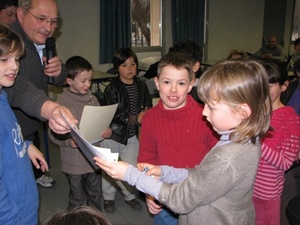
left=154, top=65, right=194, bottom=110
left=67, top=70, right=93, bottom=94
left=269, top=82, right=287, bottom=109
left=203, top=100, right=242, bottom=132
left=0, top=53, right=20, bottom=90
left=118, top=57, right=137, bottom=84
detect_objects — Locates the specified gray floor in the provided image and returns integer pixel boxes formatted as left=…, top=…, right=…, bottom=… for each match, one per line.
left=38, top=127, right=154, bottom=225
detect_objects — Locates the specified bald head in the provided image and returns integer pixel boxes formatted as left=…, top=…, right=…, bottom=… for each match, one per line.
left=267, top=36, right=278, bottom=49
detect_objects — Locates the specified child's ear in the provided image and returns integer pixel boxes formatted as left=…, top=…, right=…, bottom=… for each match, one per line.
left=239, top=103, right=252, bottom=119
left=188, top=80, right=195, bottom=93
left=66, top=78, right=72, bottom=86
left=281, top=80, right=289, bottom=92
left=154, top=77, right=159, bottom=91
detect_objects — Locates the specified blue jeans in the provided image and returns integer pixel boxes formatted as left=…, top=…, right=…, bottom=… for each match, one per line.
left=154, top=207, right=178, bottom=225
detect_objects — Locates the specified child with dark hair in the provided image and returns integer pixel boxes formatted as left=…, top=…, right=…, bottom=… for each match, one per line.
left=253, top=60, right=300, bottom=225
left=143, top=39, right=204, bottom=104
left=0, top=0, right=18, bottom=25
left=101, top=47, right=153, bottom=213
left=43, top=206, right=111, bottom=225
left=49, top=56, right=112, bottom=211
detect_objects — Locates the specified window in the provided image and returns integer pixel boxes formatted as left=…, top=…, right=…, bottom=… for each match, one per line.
left=292, top=0, right=300, bottom=41
left=131, top=0, right=161, bottom=47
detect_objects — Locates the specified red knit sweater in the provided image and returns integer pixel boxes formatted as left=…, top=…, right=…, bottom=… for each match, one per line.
left=254, top=106, right=300, bottom=199
left=138, top=95, right=218, bottom=168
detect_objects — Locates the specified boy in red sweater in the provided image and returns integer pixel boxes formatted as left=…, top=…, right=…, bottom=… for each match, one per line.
left=137, top=52, right=218, bottom=225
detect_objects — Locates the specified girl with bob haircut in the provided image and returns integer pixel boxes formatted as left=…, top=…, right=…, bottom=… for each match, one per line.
left=94, top=59, right=272, bottom=225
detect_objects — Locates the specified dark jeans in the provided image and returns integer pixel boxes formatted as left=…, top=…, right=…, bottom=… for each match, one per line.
left=66, top=172, right=102, bottom=211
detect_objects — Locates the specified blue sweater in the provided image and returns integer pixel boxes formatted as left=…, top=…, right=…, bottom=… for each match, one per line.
left=0, top=90, right=39, bottom=225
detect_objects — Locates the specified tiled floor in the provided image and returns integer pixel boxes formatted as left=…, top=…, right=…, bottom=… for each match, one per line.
left=38, top=127, right=154, bottom=225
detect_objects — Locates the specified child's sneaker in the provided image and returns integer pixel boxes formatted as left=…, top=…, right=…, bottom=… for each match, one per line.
left=36, top=175, right=53, bottom=188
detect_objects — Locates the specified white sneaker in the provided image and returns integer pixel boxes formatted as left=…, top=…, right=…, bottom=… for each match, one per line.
left=41, top=174, right=54, bottom=183
left=36, top=175, right=53, bottom=188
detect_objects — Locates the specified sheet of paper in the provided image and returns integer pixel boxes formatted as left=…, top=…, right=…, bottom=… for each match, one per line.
left=79, top=104, right=118, bottom=144
left=59, top=111, right=119, bottom=170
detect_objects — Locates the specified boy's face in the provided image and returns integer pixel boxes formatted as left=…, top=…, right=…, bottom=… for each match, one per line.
left=118, top=57, right=137, bottom=84
left=66, top=70, right=93, bottom=94
left=0, top=5, right=17, bottom=26
left=295, top=44, right=300, bottom=53
left=0, top=53, right=20, bottom=90
left=154, top=65, right=194, bottom=110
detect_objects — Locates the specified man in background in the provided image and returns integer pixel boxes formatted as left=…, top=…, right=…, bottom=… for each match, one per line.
left=254, top=35, right=285, bottom=62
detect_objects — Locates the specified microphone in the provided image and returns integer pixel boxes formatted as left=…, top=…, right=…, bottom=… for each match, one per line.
left=45, top=37, right=56, bottom=84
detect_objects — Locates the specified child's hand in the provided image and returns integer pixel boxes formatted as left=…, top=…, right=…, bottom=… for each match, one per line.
left=27, top=144, right=49, bottom=172
left=137, top=163, right=161, bottom=179
left=101, top=128, right=112, bottom=139
left=94, top=157, right=129, bottom=180
left=146, top=194, right=163, bottom=214
left=138, top=107, right=148, bottom=124
left=70, top=139, right=78, bottom=148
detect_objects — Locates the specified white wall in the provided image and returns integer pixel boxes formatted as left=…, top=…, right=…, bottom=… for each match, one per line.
left=55, top=0, right=108, bottom=71
left=205, top=0, right=265, bottom=63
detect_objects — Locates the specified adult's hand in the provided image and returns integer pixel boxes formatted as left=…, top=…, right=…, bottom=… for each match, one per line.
left=41, top=100, right=78, bottom=134
left=43, top=56, right=62, bottom=78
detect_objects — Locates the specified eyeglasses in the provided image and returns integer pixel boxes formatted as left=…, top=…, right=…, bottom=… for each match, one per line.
left=24, top=10, right=60, bottom=27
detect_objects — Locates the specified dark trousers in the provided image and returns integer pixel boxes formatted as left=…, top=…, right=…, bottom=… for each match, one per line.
left=25, top=131, right=44, bottom=179
left=288, top=195, right=300, bottom=225
left=66, top=172, right=102, bottom=211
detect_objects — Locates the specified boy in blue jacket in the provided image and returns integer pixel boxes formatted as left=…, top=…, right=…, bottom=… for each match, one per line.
left=0, top=25, right=48, bottom=224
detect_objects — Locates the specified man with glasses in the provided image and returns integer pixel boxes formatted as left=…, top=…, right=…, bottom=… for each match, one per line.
left=5, top=0, right=68, bottom=188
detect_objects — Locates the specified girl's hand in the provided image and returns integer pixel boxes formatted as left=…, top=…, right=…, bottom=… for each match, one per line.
left=94, top=157, right=129, bottom=180
left=146, top=195, right=162, bottom=214
left=137, top=163, right=161, bottom=179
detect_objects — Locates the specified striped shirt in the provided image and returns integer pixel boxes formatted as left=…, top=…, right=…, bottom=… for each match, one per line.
left=124, top=81, right=138, bottom=137
left=253, top=106, right=300, bottom=200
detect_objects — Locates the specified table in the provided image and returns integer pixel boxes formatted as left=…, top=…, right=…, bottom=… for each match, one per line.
left=92, top=70, right=116, bottom=93
left=92, top=70, right=116, bottom=83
